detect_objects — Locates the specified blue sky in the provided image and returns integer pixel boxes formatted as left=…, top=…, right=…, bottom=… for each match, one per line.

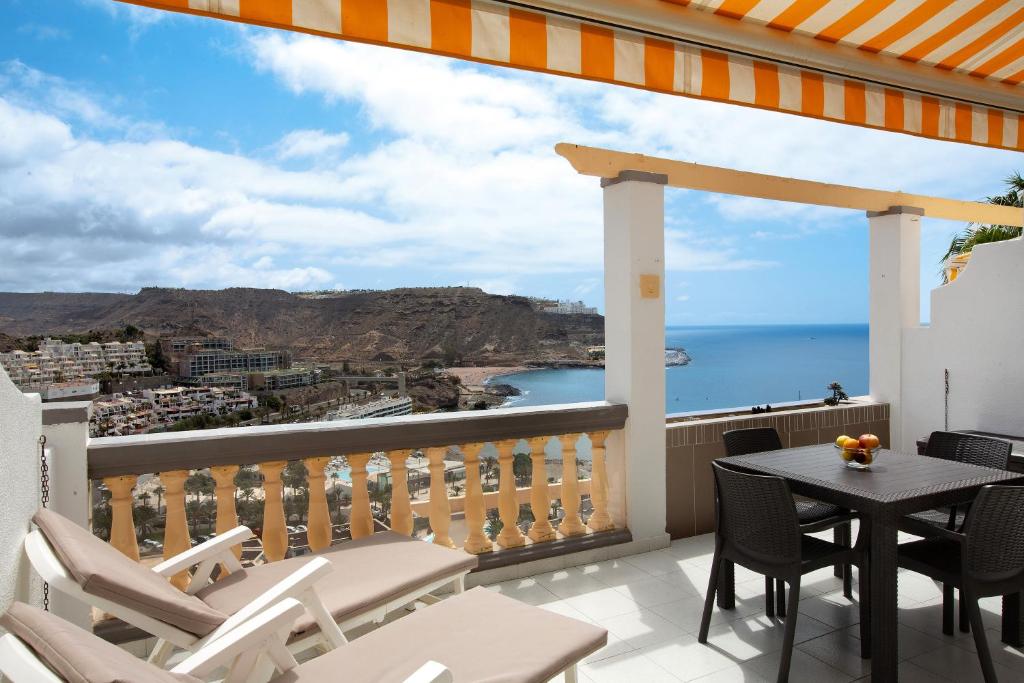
left=1, top=0, right=1020, bottom=325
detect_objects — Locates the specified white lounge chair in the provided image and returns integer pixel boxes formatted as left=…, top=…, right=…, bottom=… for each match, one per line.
left=27, top=508, right=477, bottom=665
left=0, top=588, right=607, bottom=682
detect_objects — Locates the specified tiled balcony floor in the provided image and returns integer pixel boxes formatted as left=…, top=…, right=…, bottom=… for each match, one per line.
left=484, top=528, right=1024, bottom=682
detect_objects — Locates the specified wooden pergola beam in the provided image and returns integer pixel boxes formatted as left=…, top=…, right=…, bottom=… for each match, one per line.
left=556, top=143, right=1024, bottom=227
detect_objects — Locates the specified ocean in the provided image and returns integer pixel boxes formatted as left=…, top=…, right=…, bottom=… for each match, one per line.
left=496, top=324, right=869, bottom=414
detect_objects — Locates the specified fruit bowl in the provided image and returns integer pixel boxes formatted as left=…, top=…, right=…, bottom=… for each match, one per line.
left=836, top=434, right=881, bottom=470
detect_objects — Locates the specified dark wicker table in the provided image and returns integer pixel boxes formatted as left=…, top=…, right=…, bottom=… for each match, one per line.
left=724, top=445, right=1024, bottom=682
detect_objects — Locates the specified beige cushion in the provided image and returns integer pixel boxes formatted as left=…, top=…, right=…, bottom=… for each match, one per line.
left=196, top=531, right=478, bottom=636
left=33, top=509, right=227, bottom=637
left=0, top=601, right=199, bottom=683
left=276, top=587, right=607, bottom=683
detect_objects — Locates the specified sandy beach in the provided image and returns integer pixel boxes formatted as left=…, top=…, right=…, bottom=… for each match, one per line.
left=444, top=366, right=531, bottom=387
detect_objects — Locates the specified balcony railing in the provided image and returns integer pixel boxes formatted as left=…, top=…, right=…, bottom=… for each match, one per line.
left=86, top=401, right=628, bottom=588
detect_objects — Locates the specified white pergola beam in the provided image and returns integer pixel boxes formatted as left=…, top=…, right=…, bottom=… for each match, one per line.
left=557, top=143, right=1024, bottom=227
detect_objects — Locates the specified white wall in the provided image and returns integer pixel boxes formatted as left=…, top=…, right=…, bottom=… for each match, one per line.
left=901, top=237, right=1024, bottom=450
left=0, top=365, right=43, bottom=613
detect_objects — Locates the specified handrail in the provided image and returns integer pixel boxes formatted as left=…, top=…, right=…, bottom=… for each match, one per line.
left=87, top=401, right=627, bottom=479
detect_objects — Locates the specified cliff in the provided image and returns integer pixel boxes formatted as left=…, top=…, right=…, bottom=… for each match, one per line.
left=0, top=287, right=604, bottom=365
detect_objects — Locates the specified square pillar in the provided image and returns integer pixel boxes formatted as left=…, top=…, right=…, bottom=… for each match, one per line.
left=868, top=205, right=922, bottom=451
left=41, top=402, right=94, bottom=628
left=602, top=170, right=671, bottom=550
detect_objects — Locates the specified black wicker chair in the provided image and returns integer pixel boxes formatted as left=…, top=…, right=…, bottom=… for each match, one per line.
left=699, top=463, right=868, bottom=683
left=898, top=485, right=1024, bottom=682
left=723, top=428, right=856, bottom=611
left=898, top=431, right=1012, bottom=633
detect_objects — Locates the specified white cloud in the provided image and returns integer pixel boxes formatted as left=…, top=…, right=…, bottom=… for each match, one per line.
left=2, top=29, right=1018, bottom=297
left=275, top=129, right=350, bottom=160
left=17, top=24, right=70, bottom=41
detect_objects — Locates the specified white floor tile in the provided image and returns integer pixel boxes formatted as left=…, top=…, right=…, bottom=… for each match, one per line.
left=565, top=586, right=645, bottom=621
left=582, top=649, right=683, bottom=683
left=601, top=608, right=690, bottom=650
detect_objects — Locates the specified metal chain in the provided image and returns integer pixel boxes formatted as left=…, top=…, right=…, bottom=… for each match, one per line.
left=944, top=369, right=950, bottom=432
left=39, top=435, right=50, bottom=611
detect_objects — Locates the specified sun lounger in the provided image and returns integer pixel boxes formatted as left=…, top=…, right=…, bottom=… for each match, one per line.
left=26, top=508, right=476, bottom=665
left=1, top=588, right=607, bottom=683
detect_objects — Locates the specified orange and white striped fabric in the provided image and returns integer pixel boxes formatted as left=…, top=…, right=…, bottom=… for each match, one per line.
left=666, top=0, right=1024, bottom=87
left=118, top=0, right=1023, bottom=152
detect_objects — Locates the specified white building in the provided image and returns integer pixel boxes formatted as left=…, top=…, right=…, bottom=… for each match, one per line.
left=142, top=386, right=257, bottom=426
left=0, top=338, right=152, bottom=394
left=325, top=396, right=413, bottom=421
left=542, top=300, right=598, bottom=315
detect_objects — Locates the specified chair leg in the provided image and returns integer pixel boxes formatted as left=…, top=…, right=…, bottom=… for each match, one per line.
left=699, top=547, right=722, bottom=643
left=776, top=578, right=787, bottom=618
left=834, top=524, right=849, bottom=579
left=858, top=557, right=871, bottom=659
left=717, top=559, right=736, bottom=610
left=960, top=589, right=971, bottom=633
left=147, top=639, right=175, bottom=667
left=765, top=576, right=775, bottom=618
left=777, top=577, right=801, bottom=683
left=965, top=590, right=998, bottom=683
left=943, top=584, right=955, bottom=636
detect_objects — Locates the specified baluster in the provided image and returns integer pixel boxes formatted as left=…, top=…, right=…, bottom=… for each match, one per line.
left=527, top=437, right=557, bottom=543
left=210, top=465, right=241, bottom=563
left=496, top=439, right=526, bottom=548
left=160, top=470, right=191, bottom=589
left=460, top=443, right=492, bottom=554
left=304, top=457, right=331, bottom=552
left=386, top=451, right=414, bottom=536
left=425, top=446, right=454, bottom=548
left=587, top=431, right=614, bottom=532
left=558, top=434, right=586, bottom=537
left=103, top=475, right=140, bottom=561
left=259, top=461, right=288, bottom=562
left=347, top=453, right=375, bottom=539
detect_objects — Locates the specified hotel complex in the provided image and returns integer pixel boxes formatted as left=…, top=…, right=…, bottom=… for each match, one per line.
left=0, top=338, right=151, bottom=394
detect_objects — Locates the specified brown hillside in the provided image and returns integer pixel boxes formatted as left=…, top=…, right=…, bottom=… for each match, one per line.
left=0, top=287, right=604, bottom=364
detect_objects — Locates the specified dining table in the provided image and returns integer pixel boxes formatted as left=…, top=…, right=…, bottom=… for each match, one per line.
left=721, top=444, right=1024, bottom=682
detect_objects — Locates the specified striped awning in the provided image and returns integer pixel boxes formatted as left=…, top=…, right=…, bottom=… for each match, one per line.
left=117, top=1, right=1024, bottom=152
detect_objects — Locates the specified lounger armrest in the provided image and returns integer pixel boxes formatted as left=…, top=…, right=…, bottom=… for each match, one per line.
left=404, top=661, right=454, bottom=683
left=205, top=556, right=337, bottom=644
left=153, top=526, right=254, bottom=578
left=0, top=634, right=64, bottom=683
left=173, top=598, right=305, bottom=681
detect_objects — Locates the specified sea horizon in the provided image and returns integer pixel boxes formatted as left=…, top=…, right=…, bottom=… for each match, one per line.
left=497, top=323, right=870, bottom=414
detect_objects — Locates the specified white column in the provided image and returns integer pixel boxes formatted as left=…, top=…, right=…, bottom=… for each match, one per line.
left=603, top=170, right=670, bottom=550
left=868, top=205, right=921, bottom=451
left=0, top=367, right=43, bottom=616
left=40, top=402, right=93, bottom=627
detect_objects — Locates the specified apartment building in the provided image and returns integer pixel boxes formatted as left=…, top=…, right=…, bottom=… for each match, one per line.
left=0, top=338, right=152, bottom=394
left=325, top=396, right=413, bottom=421
left=91, top=394, right=156, bottom=437
left=542, top=300, right=598, bottom=315
left=143, top=386, right=257, bottom=425
left=250, top=367, right=317, bottom=391
left=178, top=348, right=289, bottom=378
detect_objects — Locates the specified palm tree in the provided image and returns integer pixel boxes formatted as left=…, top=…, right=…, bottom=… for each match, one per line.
left=153, top=485, right=165, bottom=514
left=942, top=172, right=1023, bottom=281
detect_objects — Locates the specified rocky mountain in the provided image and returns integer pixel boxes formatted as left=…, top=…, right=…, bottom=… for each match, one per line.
left=0, top=287, right=604, bottom=364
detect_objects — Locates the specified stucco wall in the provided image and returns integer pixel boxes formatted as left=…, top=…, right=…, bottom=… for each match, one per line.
left=0, top=365, right=43, bottom=612
left=902, top=237, right=1024, bottom=451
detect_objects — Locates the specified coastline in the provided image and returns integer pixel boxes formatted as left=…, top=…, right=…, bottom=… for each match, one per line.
left=444, top=366, right=536, bottom=388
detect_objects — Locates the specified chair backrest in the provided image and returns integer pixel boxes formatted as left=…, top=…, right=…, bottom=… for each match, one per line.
left=0, top=601, right=199, bottom=683
left=722, top=428, right=783, bottom=457
left=925, top=431, right=1012, bottom=470
left=31, top=508, right=227, bottom=637
left=962, top=485, right=1024, bottom=586
left=712, top=462, right=802, bottom=566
